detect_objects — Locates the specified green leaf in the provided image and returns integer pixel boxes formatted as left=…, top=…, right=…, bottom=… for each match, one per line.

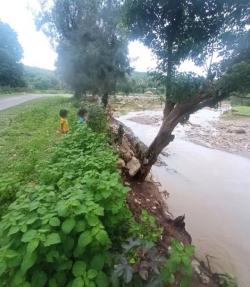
left=31, top=270, right=47, bottom=287
left=86, top=214, right=99, bottom=227
left=62, top=218, right=76, bottom=234
left=90, top=254, right=105, bottom=271
left=96, top=272, right=109, bottom=287
left=78, top=231, right=92, bottom=248
left=87, top=269, right=98, bottom=279
left=49, top=217, right=61, bottom=227
left=27, top=239, right=39, bottom=254
left=72, top=261, right=86, bottom=277
left=96, top=230, right=109, bottom=246
left=21, top=229, right=37, bottom=243
left=48, top=278, right=58, bottom=287
left=0, top=261, right=7, bottom=276
left=71, top=277, right=85, bottom=287
left=56, top=202, right=68, bottom=217
left=8, top=226, right=19, bottom=236
left=75, top=220, right=86, bottom=233
left=185, top=245, right=195, bottom=257
left=27, top=217, right=38, bottom=225
left=12, top=270, right=24, bottom=285
left=44, top=233, right=61, bottom=247
left=21, top=252, right=37, bottom=274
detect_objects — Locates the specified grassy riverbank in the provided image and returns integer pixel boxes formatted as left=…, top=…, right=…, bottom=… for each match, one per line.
left=232, top=105, right=250, bottom=117
left=0, top=96, right=76, bottom=215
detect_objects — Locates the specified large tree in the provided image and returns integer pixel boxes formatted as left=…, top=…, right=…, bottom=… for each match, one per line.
left=38, top=0, right=130, bottom=106
left=123, top=0, right=250, bottom=178
left=0, top=22, right=25, bottom=87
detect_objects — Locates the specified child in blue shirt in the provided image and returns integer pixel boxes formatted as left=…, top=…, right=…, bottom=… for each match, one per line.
left=77, top=108, right=88, bottom=124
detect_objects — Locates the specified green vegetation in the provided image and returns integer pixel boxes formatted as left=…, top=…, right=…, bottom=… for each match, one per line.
left=39, top=0, right=130, bottom=106
left=0, top=66, right=64, bottom=95
left=0, top=97, right=75, bottom=215
left=0, top=125, right=131, bottom=286
left=231, top=106, right=250, bottom=117
left=23, top=66, right=62, bottom=91
left=215, top=274, right=237, bottom=287
left=0, top=21, right=25, bottom=87
left=0, top=110, right=195, bottom=286
left=129, top=209, right=163, bottom=242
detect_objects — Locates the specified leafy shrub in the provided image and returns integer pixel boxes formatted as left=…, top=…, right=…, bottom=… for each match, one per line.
left=129, top=209, right=163, bottom=242
left=112, top=239, right=194, bottom=287
left=86, top=104, right=108, bottom=133
left=0, top=124, right=195, bottom=287
left=161, top=240, right=194, bottom=287
left=215, top=273, right=238, bottom=287
left=0, top=97, right=75, bottom=216
left=0, top=125, right=130, bottom=286
left=112, top=238, right=165, bottom=286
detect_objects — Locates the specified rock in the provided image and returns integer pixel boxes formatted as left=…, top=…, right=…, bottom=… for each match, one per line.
left=145, top=173, right=152, bottom=182
left=191, top=260, right=201, bottom=275
left=200, top=273, right=210, bottom=285
left=117, top=158, right=126, bottom=169
left=126, top=156, right=141, bottom=177
left=234, top=128, right=246, bottom=134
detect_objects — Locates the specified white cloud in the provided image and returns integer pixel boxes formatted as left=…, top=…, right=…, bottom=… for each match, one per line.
left=128, top=41, right=157, bottom=72
left=0, top=1, right=205, bottom=74
left=0, top=0, right=57, bottom=70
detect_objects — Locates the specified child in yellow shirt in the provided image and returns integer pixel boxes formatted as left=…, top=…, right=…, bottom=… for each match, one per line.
left=59, top=109, right=69, bottom=134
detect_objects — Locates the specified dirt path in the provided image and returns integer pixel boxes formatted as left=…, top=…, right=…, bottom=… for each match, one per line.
left=0, top=94, right=56, bottom=111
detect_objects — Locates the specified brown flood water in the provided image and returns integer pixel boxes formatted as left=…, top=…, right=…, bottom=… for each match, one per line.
left=119, top=109, right=250, bottom=287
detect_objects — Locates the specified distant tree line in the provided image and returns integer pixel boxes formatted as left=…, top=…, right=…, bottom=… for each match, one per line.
left=0, top=21, right=62, bottom=92
left=0, top=22, right=25, bottom=88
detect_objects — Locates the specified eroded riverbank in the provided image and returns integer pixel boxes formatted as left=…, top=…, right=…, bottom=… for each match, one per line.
left=125, top=107, right=250, bottom=159
left=119, top=108, right=250, bottom=287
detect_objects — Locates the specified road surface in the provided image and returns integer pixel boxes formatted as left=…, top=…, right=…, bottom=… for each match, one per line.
left=0, top=94, right=54, bottom=111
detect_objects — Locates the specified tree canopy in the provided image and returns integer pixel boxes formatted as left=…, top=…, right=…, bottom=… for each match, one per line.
left=0, top=21, right=25, bottom=87
left=123, top=0, right=250, bottom=178
left=123, top=0, right=249, bottom=108
left=38, top=0, right=130, bottom=104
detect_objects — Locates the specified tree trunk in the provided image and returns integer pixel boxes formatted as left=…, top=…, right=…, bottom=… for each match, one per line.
left=164, top=41, right=175, bottom=117
left=102, top=93, right=109, bottom=108
left=135, top=86, right=219, bottom=180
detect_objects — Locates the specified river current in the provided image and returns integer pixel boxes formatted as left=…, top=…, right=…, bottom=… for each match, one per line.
left=119, top=108, right=250, bottom=287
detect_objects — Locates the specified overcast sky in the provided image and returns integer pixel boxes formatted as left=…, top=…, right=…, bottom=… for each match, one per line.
left=0, top=0, right=204, bottom=74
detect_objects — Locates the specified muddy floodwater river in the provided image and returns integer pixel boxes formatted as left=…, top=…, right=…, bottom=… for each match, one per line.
left=119, top=108, right=250, bottom=287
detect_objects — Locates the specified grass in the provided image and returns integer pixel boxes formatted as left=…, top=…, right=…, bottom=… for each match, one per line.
left=0, top=96, right=76, bottom=215
left=231, top=105, right=250, bottom=117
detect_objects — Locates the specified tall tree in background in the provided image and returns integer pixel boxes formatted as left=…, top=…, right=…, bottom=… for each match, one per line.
left=124, top=0, right=250, bottom=178
left=0, top=22, right=24, bottom=87
left=38, top=0, right=130, bottom=107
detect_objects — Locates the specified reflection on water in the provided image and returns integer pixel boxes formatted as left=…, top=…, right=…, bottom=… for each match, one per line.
left=119, top=108, right=250, bottom=287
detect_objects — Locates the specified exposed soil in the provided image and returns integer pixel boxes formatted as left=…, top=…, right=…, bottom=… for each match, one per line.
left=111, top=95, right=164, bottom=115
left=186, top=115, right=250, bottom=158
left=127, top=111, right=250, bottom=158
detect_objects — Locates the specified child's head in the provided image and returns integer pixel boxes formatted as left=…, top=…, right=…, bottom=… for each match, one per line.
left=77, top=108, right=87, bottom=118
left=59, top=109, right=68, bottom=118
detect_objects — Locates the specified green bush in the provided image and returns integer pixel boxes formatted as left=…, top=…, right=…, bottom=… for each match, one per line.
left=0, top=125, right=131, bottom=286
left=87, top=105, right=108, bottom=133
left=0, top=124, right=196, bottom=287
left=129, top=209, right=163, bottom=242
